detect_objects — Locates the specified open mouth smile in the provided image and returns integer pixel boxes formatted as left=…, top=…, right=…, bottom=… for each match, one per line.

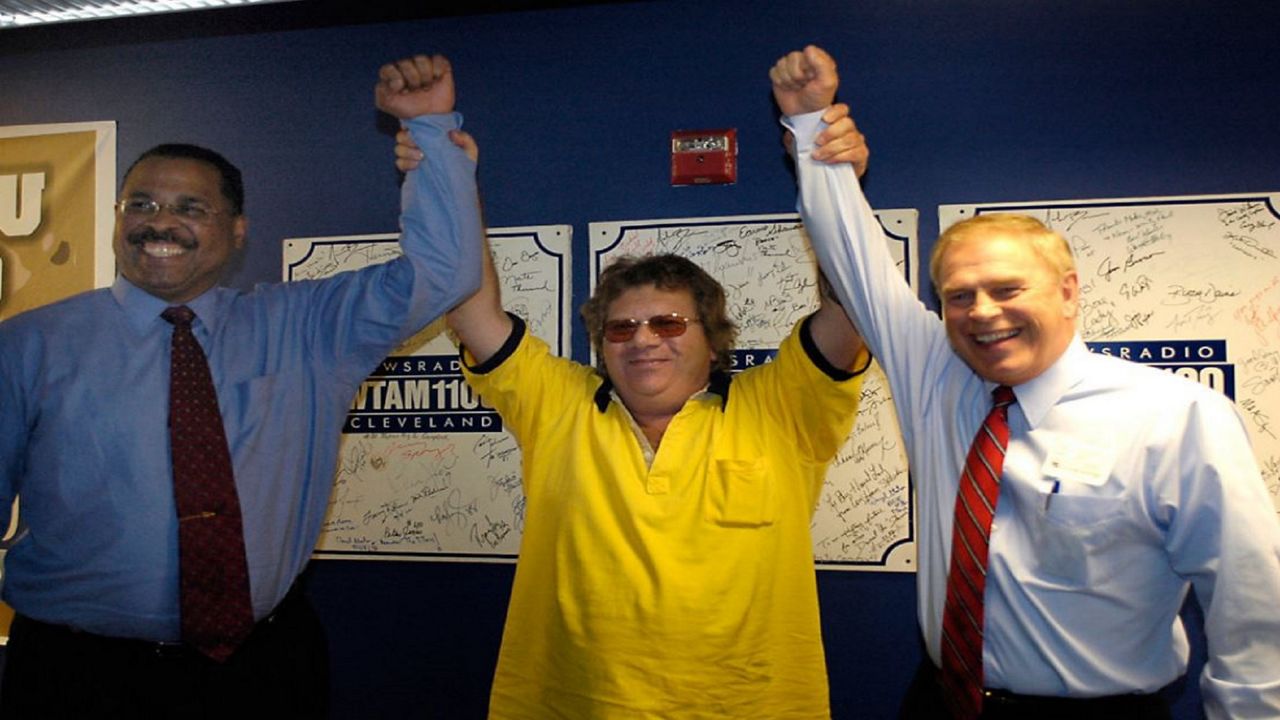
left=974, top=328, right=1020, bottom=345
left=139, top=242, right=192, bottom=258
left=128, top=228, right=196, bottom=259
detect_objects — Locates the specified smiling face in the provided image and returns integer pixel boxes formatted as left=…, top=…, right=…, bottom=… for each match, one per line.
left=600, top=284, right=715, bottom=420
left=113, top=156, right=246, bottom=304
left=937, top=232, right=1079, bottom=386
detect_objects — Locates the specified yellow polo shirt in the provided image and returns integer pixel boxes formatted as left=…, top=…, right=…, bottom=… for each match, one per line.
left=464, top=317, right=866, bottom=719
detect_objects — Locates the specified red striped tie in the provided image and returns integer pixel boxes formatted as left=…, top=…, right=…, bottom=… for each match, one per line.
left=163, top=305, right=255, bottom=662
left=940, top=385, right=1016, bottom=719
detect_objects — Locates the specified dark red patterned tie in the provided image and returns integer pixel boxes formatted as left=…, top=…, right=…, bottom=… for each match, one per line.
left=940, top=385, right=1016, bottom=719
left=163, top=305, right=255, bottom=662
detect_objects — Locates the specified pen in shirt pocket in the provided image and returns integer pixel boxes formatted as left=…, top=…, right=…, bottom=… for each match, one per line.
left=1043, top=480, right=1061, bottom=511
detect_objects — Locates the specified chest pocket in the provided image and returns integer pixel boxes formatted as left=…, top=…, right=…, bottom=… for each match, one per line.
left=1033, top=493, right=1133, bottom=584
left=707, top=458, right=775, bottom=527
left=224, top=373, right=282, bottom=447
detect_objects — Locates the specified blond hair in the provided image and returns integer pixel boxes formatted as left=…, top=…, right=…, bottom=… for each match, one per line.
left=930, top=213, right=1075, bottom=288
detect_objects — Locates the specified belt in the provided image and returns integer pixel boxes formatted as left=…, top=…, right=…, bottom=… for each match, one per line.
left=980, top=687, right=1170, bottom=719
left=13, top=584, right=306, bottom=661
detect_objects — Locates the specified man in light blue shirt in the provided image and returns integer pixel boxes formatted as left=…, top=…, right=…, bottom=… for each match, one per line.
left=773, top=45, right=1280, bottom=719
left=0, top=54, right=481, bottom=716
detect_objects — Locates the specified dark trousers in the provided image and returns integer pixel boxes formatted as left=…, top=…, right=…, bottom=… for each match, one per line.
left=0, top=587, right=329, bottom=719
left=898, top=659, right=1172, bottom=720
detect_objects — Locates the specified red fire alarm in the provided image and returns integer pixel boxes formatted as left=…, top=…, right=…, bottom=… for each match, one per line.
left=670, top=129, right=737, bottom=185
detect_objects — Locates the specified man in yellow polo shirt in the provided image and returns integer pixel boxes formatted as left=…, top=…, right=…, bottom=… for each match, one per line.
left=395, top=90, right=871, bottom=719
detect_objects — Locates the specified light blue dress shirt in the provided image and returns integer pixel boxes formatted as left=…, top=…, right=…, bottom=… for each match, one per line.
left=786, top=109, right=1280, bottom=718
left=0, top=113, right=481, bottom=642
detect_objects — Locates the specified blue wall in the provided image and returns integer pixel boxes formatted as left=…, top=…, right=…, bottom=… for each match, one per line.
left=2, top=1, right=1275, bottom=717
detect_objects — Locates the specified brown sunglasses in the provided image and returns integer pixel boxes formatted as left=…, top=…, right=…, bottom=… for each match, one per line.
left=602, top=313, right=701, bottom=343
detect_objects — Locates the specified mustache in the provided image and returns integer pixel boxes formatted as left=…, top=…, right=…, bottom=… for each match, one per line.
left=127, top=227, right=196, bottom=249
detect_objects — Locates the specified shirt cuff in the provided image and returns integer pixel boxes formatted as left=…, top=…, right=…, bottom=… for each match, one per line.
left=781, top=108, right=829, bottom=155
left=799, top=314, right=868, bottom=381
left=460, top=312, right=525, bottom=374
left=404, top=111, right=464, bottom=139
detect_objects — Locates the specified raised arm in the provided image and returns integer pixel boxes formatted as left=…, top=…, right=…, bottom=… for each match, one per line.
left=772, top=45, right=870, bottom=178
left=808, top=272, right=868, bottom=372
left=771, top=46, right=868, bottom=371
left=446, top=226, right=512, bottom=364
left=372, top=54, right=484, bottom=332
left=771, top=46, right=928, bottom=361
left=393, top=125, right=512, bottom=365
left=771, top=45, right=958, bottom=445
left=378, top=55, right=509, bottom=361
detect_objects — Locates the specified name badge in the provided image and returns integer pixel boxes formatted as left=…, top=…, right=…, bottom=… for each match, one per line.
left=1042, top=437, right=1112, bottom=487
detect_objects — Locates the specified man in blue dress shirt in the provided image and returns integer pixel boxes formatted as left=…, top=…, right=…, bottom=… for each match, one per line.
left=0, top=54, right=481, bottom=716
left=773, top=45, right=1280, bottom=719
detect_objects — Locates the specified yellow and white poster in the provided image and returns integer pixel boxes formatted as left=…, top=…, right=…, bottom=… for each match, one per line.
left=0, top=121, right=116, bottom=322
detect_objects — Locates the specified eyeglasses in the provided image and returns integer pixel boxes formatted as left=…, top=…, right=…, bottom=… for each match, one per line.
left=116, top=198, right=227, bottom=223
left=602, top=313, right=701, bottom=343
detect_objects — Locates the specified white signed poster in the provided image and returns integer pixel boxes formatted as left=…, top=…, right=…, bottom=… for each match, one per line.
left=283, top=226, right=571, bottom=560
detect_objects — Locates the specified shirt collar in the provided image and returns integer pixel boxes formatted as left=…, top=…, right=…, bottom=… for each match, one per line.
left=1009, top=334, right=1090, bottom=427
left=111, top=274, right=225, bottom=339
